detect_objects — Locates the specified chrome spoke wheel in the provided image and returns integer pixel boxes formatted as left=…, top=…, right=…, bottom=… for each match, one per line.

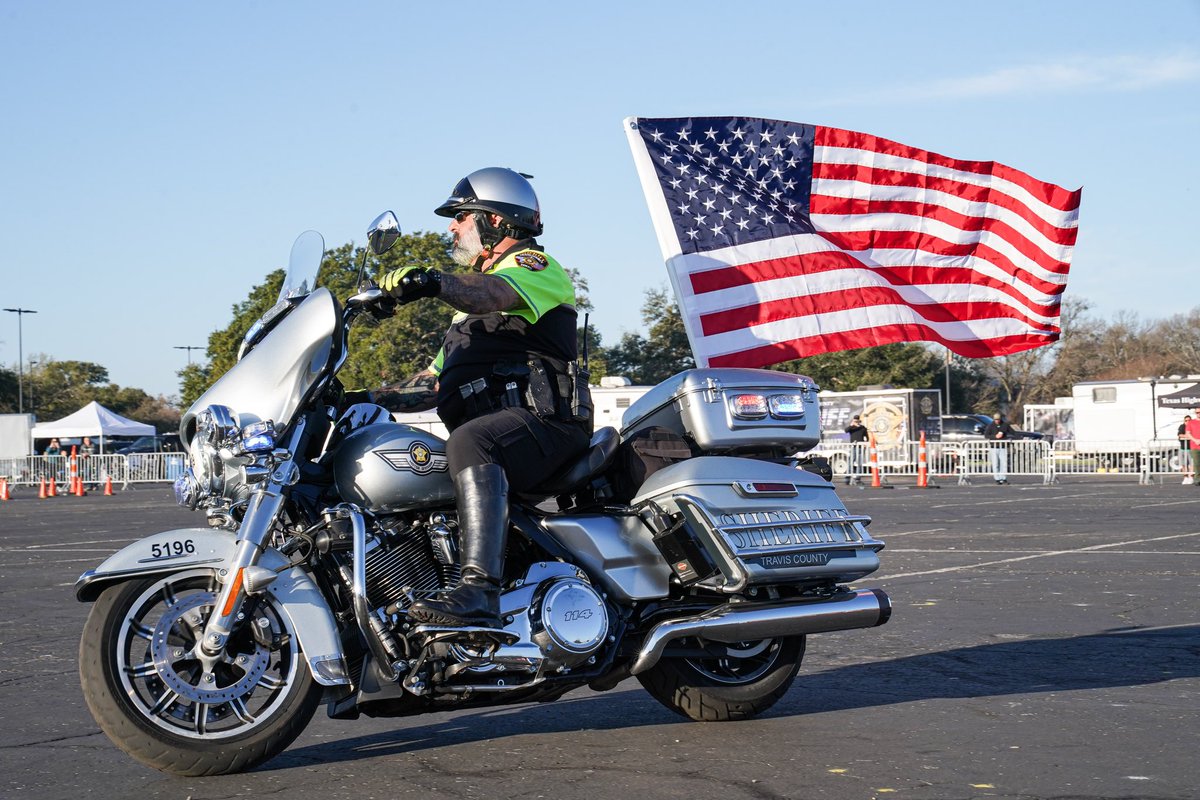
left=112, top=570, right=300, bottom=740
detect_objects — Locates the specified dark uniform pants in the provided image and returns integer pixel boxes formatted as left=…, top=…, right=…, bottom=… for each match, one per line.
left=446, top=408, right=591, bottom=493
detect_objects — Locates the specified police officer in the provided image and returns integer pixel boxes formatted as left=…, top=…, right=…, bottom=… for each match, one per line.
left=374, top=167, right=590, bottom=628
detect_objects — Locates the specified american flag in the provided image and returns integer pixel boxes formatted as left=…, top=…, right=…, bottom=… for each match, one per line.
left=624, top=115, right=1081, bottom=368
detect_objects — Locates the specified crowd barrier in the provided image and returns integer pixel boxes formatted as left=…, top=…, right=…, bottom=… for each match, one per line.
left=0, top=452, right=188, bottom=491
left=1, top=440, right=1193, bottom=495
left=816, top=439, right=1192, bottom=485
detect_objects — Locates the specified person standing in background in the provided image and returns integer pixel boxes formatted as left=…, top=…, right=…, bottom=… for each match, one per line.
left=844, top=414, right=868, bottom=486
left=1187, top=411, right=1200, bottom=488
left=984, top=412, right=1013, bottom=485
left=1180, top=415, right=1193, bottom=484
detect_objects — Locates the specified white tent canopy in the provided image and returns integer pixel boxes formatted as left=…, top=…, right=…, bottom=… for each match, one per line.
left=31, top=401, right=156, bottom=440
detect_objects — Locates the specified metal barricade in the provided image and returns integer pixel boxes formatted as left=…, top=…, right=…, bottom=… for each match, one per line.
left=0, top=454, right=159, bottom=491
left=0, top=455, right=70, bottom=487
left=952, top=440, right=1053, bottom=485
left=813, top=440, right=970, bottom=485
left=125, top=452, right=188, bottom=484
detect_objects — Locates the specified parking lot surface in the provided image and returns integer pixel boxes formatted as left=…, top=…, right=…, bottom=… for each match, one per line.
left=1, top=479, right=1197, bottom=800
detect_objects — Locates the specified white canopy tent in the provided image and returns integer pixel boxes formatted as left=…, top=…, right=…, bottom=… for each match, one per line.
left=31, top=401, right=156, bottom=453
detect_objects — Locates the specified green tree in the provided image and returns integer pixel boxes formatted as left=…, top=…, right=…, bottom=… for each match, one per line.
left=605, top=287, right=695, bottom=384
left=773, top=344, right=943, bottom=393
left=0, top=366, right=19, bottom=413
left=180, top=232, right=471, bottom=405
left=5, top=359, right=179, bottom=431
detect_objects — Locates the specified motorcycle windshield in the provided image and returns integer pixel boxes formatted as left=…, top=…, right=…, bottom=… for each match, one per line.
left=181, top=288, right=339, bottom=443
left=279, top=230, right=324, bottom=302
left=180, top=230, right=337, bottom=443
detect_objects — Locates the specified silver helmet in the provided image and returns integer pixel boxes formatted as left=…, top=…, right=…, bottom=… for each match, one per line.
left=435, top=167, right=542, bottom=242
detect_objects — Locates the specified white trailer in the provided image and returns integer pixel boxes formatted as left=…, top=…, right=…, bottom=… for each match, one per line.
left=0, top=413, right=35, bottom=459
left=1070, top=376, right=1200, bottom=469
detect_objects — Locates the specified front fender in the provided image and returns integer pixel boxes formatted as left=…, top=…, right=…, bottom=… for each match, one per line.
left=75, top=528, right=349, bottom=687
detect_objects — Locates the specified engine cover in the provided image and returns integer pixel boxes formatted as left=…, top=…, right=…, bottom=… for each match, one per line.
left=329, top=422, right=454, bottom=512
left=530, top=578, right=608, bottom=667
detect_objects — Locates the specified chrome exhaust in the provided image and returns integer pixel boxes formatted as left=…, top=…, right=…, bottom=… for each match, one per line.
left=629, top=588, right=891, bottom=675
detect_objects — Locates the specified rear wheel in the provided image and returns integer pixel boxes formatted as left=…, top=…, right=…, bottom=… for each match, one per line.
left=636, top=636, right=805, bottom=721
left=79, top=570, right=323, bottom=776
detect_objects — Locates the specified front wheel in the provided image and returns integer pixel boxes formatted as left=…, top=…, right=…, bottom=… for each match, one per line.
left=79, top=569, right=323, bottom=776
left=636, top=636, right=805, bottom=721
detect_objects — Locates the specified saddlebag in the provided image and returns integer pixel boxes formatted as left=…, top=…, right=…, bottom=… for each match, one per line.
left=632, top=456, right=884, bottom=592
left=609, top=426, right=694, bottom=504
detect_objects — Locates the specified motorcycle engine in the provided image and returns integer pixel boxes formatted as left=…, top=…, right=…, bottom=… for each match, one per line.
left=450, top=563, right=610, bottom=675
left=528, top=577, right=609, bottom=668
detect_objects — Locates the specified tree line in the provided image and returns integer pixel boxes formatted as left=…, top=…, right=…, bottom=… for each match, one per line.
left=5, top=230, right=1200, bottom=424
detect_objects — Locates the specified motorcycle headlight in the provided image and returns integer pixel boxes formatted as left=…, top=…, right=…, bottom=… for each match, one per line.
left=240, top=420, right=276, bottom=453
left=190, top=405, right=239, bottom=495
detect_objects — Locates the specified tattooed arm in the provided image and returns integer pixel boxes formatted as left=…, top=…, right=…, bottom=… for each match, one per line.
left=371, top=370, right=439, bottom=413
left=438, top=271, right=520, bottom=315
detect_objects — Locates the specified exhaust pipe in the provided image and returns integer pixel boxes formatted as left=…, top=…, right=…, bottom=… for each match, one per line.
left=629, top=588, right=891, bottom=676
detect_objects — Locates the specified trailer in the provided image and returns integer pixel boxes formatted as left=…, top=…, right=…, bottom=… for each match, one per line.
left=815, top=387, right=942, bottom=473
left=1069, top=376, right=1200, bottom=470
left=0, top=413, right=35, bottom=459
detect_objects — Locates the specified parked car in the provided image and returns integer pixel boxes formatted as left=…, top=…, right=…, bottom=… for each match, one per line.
left=115, top=434, right=183, bottom=455
left=940, top=414, right=1045, bottom=443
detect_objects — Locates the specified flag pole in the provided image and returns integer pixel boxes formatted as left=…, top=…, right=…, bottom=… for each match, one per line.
left=944, top=347, right=952, bottom=414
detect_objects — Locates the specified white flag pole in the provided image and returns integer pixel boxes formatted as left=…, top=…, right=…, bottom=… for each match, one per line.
left=623, top=116, right=708, bottom=367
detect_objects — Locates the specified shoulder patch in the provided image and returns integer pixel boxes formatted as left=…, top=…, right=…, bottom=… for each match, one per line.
left=512, top=251, right=549, bottom=271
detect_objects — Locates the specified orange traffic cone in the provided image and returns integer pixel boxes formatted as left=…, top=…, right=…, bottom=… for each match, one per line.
left=76, top=476, right=87, bottom=497
left=869, top=434, right=882, bottom=488
left=0, top=478, right=10, bottom=501
left=48, top=477, right=58, bottom=497
left=104, top=476, right=113, bottom=496
left=917, top=431, right=929, bottom=488
left=39, top=478, right=47, bottom=499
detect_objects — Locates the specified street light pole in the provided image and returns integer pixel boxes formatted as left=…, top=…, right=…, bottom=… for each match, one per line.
left=173, top=345, right=204, bottom=365
left=4, top=308, right=38, bottom=414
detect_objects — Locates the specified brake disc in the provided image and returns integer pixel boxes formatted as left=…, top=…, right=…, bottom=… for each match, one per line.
left=147, top=591, right=271, bottom=705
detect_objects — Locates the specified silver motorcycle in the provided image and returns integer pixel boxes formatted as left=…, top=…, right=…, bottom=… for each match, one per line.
left=76, top=213, right=890, bottom=775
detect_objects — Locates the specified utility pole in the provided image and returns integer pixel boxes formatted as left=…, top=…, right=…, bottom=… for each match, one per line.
left=4, top=308, right=38, bottom=414
left=174, top=345, right=204, bottom=365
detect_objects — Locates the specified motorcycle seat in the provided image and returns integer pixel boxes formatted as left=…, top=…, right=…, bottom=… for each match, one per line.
left=528, top=426, right=620, bottom=496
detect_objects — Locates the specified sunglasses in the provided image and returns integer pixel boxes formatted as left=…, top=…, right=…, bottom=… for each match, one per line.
left=454, top=210, right=474, bottom=223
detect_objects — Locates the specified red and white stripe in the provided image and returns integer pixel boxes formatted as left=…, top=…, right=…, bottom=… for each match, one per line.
left=626, top=119, right=1082, bottom=368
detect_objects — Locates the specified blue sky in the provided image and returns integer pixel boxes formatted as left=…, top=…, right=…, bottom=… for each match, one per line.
left=2, top=1, right=1198, bottom=403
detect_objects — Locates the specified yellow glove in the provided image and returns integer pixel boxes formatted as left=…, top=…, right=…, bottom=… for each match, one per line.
left=379, top=266, right=442, bottom=301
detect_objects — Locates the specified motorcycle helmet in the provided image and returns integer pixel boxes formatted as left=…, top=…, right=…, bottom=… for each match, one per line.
left=435, top=167, right=543, bottom=247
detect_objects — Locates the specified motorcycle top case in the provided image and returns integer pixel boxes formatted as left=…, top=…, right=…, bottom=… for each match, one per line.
left=620, top=368, right=820, bottom=457
left=632, top=456, right=884, bottom=591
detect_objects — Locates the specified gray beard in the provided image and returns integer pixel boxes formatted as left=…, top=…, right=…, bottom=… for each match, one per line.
left=451, top=222, right=484, bottom=267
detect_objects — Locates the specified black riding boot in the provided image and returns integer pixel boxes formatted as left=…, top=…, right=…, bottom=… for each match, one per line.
left=408, top=464, right=508, bottom=628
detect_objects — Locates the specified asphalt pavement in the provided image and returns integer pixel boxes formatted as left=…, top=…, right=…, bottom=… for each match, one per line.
left=1, top=477, right=1197, bottom=800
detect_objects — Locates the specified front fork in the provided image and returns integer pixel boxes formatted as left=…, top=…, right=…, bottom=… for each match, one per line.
left=197, top=422, right=304, bottom=667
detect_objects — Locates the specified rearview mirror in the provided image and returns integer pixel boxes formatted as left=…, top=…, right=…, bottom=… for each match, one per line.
left=367, top=211, right=401, bottom=255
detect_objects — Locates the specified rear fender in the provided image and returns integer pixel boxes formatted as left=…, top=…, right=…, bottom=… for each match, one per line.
left=74, top=528, right=349, bottom=686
